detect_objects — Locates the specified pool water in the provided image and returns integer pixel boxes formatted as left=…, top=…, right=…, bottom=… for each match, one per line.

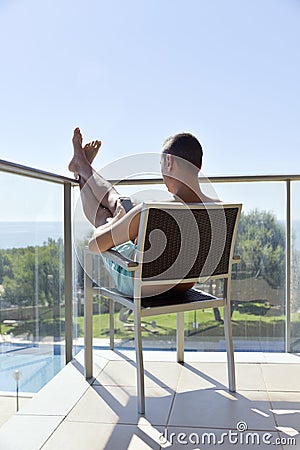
left=0, top=343, right=65, bottom=393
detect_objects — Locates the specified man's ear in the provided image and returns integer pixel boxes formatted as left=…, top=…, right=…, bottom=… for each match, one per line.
left=166, top=154, right=173, bottom=170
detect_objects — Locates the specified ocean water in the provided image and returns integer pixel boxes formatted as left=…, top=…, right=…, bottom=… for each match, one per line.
left=0, top=220, right=300, bottom=250
left=0, top=222, right=63, bottom=249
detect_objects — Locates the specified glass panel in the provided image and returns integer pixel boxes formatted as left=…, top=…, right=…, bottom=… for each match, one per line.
left=0, top=173, right=65, bottom=392
left=73, top=179, right=288, bottom=353
left=72, top=185, right=94, bottom=355
left=291, top=181, right=300, bottom=352
left=186, top=181, right=286, bottom=352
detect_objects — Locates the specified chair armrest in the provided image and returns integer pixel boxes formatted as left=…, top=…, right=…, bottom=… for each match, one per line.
left=232, top=254, right=241, bottom=264
left=102, top=249, right=139, bottom=272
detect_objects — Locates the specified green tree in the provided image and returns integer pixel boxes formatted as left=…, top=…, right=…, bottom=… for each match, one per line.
left=292, top=247, right=300, bottom=313
left=0, top=239, right=63, bottom=307
left=235, top=209, right=285, bottom=289
left=0, top=252, right=13, bottom=283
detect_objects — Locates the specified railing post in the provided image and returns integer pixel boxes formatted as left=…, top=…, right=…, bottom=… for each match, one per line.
left=64, top=182, right=73, bottom=364
left=84, top=249, right=94, bottom=379
left=285, top=180, right=291, bottom=352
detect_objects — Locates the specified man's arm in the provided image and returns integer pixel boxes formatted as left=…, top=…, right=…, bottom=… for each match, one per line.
left=88, top=204, right=142, bottom=253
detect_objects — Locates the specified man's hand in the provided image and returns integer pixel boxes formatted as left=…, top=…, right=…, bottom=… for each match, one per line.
left=89, top=203, right=142, bottom=253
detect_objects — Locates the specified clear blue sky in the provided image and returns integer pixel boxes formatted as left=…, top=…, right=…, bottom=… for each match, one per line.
left=1, top=0, right=299, bottom=178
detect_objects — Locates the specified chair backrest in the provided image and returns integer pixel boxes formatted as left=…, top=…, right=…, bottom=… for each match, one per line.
left=136, top=202, right=242, bottom=284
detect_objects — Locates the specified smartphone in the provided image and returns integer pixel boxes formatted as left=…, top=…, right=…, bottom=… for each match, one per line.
left=120, top=197, right=134, bottom=213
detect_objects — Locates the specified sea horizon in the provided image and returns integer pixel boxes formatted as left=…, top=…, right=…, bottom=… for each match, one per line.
left=0, top=221, right=63, bottom=249
left=0, top=220, right=300, bottom=250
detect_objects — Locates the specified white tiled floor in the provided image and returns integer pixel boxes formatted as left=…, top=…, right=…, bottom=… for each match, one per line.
left=0, top=394, right=32, bottom=428
left=0, top=350, right=299, bottom=450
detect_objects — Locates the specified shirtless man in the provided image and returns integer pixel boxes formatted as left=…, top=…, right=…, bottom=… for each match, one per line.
left=69, top=127, right=216, bottom=296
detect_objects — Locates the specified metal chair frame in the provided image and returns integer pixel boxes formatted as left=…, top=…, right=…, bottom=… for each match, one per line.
left=84, top=202, right=242, bottom=414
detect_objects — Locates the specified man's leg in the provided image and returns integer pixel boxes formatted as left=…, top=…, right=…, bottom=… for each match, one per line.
left=78, top=175, right=112, bottom=227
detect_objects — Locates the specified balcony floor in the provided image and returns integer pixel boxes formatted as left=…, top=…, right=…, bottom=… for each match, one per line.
left=0, top=350, right=299, bottom=449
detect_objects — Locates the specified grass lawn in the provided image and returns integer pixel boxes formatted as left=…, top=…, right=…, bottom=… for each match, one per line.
left=2, top=307, right=299, bottom=347
left=75, top=308, right=300, bottom=340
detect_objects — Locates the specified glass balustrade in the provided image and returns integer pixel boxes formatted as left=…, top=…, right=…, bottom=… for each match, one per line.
left=0, top=171, right=65, bottom=392
left=0, top=160, right=299, bottom=394
left=291, top=181, right=300, bottom=352
left=73, top=178, right=296, bottom=354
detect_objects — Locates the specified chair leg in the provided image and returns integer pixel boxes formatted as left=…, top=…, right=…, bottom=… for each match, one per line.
left=223, top=278, right=236, bottom=392
left=109, top=299, right=114, bottom=350
left=134, top=305, right=145, bottom=414
left=176, top=312, right=184, bottom=363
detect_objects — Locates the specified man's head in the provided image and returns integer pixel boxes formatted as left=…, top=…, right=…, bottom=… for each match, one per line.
left=162, top=133, right=203, bottom=170
left=160, top=133, right=203, bottom=193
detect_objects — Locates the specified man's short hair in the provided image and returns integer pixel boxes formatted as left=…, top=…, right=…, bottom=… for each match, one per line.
left=162, top=133, right=203, bottom=170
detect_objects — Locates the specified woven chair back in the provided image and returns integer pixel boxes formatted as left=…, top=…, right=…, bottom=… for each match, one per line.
left=140, top=205, right=240, bottom=281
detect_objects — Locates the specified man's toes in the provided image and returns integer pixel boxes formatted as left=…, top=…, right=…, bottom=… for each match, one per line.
left=74, top=127, right=82, bottom=142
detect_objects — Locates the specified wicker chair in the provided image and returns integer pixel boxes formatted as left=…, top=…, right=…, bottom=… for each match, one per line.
left=84, top=202, right=242, bottom=414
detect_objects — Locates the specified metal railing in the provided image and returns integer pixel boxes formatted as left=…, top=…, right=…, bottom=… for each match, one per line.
left=109, top=174, right=298, bottom=352
left=0, top=159, right=78, bottom=364
left=1, top=158, right=299, bottom=357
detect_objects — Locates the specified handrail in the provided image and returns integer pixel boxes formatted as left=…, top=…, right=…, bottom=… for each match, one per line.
left=107, top=174, right=300, bottom=185
left=0, top=159, right=78, bottom=185
left=1, top=158, right=300, bottom=185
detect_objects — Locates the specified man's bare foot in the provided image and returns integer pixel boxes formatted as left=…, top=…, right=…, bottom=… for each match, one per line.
left=84, top=140, right=101, bottom=165
left=68, top=127, right=88, bottom=174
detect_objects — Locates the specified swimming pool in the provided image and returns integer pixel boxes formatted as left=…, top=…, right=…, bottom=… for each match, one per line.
left=0, top=343, right=65, bottom=393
